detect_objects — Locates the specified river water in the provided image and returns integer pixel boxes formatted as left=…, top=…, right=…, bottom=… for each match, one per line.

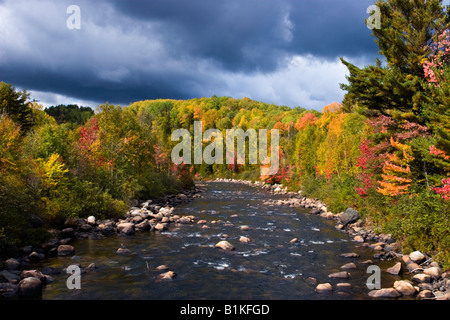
left=38, top=181, right=405, bottom=300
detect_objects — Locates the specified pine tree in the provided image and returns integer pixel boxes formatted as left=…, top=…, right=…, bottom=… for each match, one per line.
left=0, top=82, right=33, bottom=132
left=341, top=0, right=449, bottom=120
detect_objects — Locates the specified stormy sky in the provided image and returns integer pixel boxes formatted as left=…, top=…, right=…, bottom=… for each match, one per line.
left=0, top=0, right=387, bottom=110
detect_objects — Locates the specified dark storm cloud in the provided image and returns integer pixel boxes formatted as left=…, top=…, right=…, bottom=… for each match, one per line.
left=108, top=0, right=378, bottom=72
left=0, top=0, right=380, bottom=109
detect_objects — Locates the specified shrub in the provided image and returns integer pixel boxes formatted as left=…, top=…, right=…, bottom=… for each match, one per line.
left=385, top=191, right=450, bottom=268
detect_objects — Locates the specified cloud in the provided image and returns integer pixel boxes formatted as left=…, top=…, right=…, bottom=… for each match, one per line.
left=0, top=0, right=380, bottom=111
left=210, top=54, right=354, bottom=110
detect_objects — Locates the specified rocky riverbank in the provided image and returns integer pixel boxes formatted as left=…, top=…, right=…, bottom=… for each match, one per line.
left=0, top=187, right=203, bottom=299
left=214, top=178, right=450, bottom=300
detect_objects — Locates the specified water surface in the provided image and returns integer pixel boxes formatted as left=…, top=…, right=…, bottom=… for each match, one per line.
left=39, top=181, right=405, bottom=300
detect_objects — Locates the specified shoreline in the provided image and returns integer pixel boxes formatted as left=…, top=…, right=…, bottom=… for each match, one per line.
left=1, top=179, right=448, bottom=300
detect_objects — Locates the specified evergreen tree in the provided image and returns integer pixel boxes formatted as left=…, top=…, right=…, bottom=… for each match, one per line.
left=340, top=0, right=449, bottom=121
left=0, top=82, right=33, bottom=132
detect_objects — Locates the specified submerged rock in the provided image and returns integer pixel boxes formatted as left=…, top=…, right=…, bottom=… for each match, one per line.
left=328, top=271, right=350, bottom=279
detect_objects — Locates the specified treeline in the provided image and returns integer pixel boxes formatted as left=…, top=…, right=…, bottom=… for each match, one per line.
left=0, top=84, right=192, bottom=256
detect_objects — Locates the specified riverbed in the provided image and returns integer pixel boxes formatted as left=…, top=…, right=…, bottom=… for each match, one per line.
left=37, top=181, right=407, bottom=300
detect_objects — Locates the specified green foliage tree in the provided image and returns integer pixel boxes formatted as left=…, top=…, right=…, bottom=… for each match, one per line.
left=44, top=104, right=94, bottom=125
left=341, top=0, right=449, bottom=121
left=0, top=82, right=33, bottom=132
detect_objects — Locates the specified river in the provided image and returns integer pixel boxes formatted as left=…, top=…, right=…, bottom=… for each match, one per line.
left=36, top=181, right=406, bottom=300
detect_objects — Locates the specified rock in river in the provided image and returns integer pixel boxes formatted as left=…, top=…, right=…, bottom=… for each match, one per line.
left=57, top=245, right=75, bottom=256
left=239, top=236, right=251, bottom=243
left=393, top=280, right=416, bottom=296
left=117, top=222, right=135, bottom=235
left=328, top=271, right=350, bottom=279
left=18, top=277, right=42, bottom=298
left=368, top=288, right=401, bottom=298
left=339, top=252, right=360, bottom=258
left=215, top=241, right=235, bottom=251
left=158, top=271, right=176, bottom=280
left=315, top=283, right=332, bottom=293
left=386, top=262, right=402, bottom=275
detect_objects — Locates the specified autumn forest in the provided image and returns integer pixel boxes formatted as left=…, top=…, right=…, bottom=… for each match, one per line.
left=1, top=0, right=449, bottom=268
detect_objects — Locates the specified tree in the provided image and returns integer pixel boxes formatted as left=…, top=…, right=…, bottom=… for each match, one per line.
left=0, top=82, right=33, bottom=132
left=341, top=0, right=449, bottom=120
left=44, top=104, right=94, bottom=125
left=377, top=137, right=414, bottom=197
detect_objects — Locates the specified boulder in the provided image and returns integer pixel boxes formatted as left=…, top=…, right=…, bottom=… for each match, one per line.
left=328, top=271, right=350, bottom=279
left=338, top=208, right=359, bottom=226
left=117, top=222, right=135, bottom=235
left=315, top=283, right=332, bottom=293
left=0, top=270, right=21, bottom=282
left=0, top=283, right=19, bottom=298
left=215, top=241, right=235, bottom=251
left=116, top=248, right=133, bottom=255
left=98, top=223, right=114, bottom=236
left=423, top=266, right=442, bottom=279
left=87, top=216, right=96, bottom=225
left=57, top=245, right=75, bottom=256
left=156, top=265, right=169, bottom=271
left=27, top=251, right=45, bottom=261
left=289, top=238, right=299, bottom=244
left=20, top=270, right=46, bottom=283
left=412, top=273, right=431, bottom=283
left=393, top=280, right=416, bottom=296
left=409, top=251, right=425, bottom=263
left=158, top=271, right=176, bottom=280
left=131, top=215, right=143, bottom=224
left=135, top=220, right=150, bottom=232
left=178, top=217, right=192, bottom=224
left=61, top=228, right=75, bottom=238
left=339, top=252, right=360, bottom=258
left=79, top=224, right=92, bottom=232
left=239, top=236, right=251, bottom=243
left=305, top=277, right=319, bottom=286
left=418, top=290, right=433, bottom=299
left=4, top=258, right=20, bottom=270
left=240, top=225, right=251, bottom=231
left=336, top=283, right=352, bottom=289
left=154, top=223, right=167, bottom=231
left=368, top=288, right=401, bottom=298
left=406, top=262, right=421, bottom=272
left=386, top=262, right=402, bottom=275
left=340, top=262, right=357, bottom=269
left=353, top=235, right=365, bottom=243
left=18, top=277, right=42, bottom=298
